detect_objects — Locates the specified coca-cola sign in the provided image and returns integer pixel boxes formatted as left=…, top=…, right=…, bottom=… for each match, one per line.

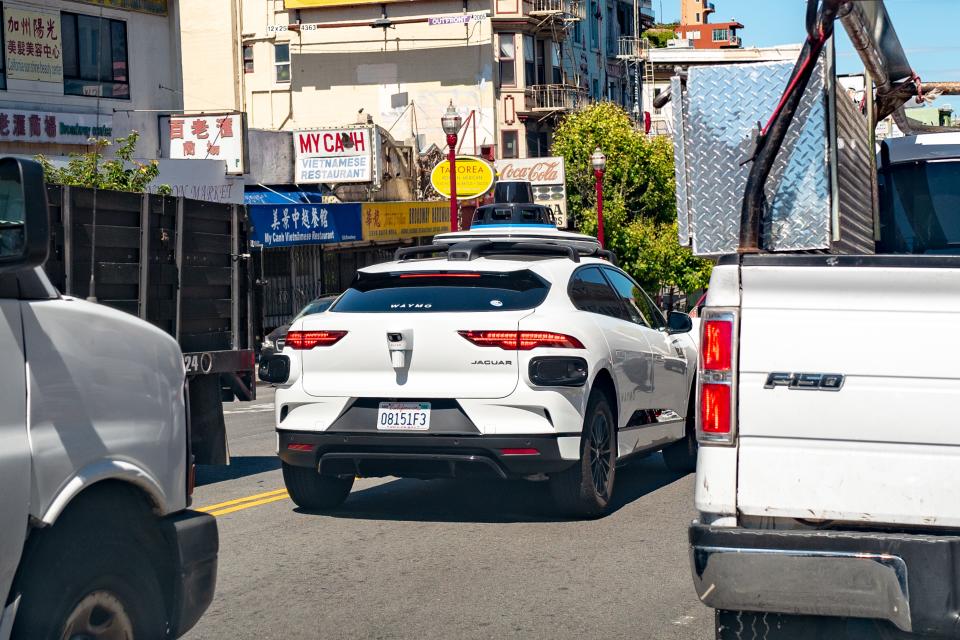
left=494, top=157, right=566, bottom=186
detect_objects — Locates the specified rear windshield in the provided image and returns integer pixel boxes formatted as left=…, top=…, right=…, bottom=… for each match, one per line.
left=331, top=270, right=550, bottom=313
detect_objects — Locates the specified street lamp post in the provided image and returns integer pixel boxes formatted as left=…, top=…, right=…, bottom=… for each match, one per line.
left=441, top=101, right=463, bottom=232
left=591, top=147, right=607, bottom=248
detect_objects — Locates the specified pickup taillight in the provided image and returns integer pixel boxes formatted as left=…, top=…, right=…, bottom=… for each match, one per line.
left=698, top=309, right=739, bottom=445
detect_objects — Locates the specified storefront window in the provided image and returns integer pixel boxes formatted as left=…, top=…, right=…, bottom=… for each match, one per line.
left=61, top=13, right=129, bottom=99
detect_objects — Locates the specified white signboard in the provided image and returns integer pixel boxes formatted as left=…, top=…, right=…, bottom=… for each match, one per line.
left=293, top=126, right=376, bottom=185
left=162, top=113, right=247, bottom=175
left=494, top=157, right=569, bottom=228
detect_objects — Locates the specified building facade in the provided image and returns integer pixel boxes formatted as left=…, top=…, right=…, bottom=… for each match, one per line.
left=0, top=0, right=182, bottom=159
left=180, top=0, right=655, bottom=164
left=674, top=0, right=742, bottom=49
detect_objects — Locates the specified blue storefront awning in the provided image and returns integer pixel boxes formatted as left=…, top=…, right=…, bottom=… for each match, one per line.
left=244, top=189, right=325, bottom=206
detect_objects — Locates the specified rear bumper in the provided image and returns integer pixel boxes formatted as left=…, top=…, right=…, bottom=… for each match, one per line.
left=160, top=510, right=219, bottom=638
left=689, top=522, right=960, bottom=635
left=278, top=429, right=577, bottom=478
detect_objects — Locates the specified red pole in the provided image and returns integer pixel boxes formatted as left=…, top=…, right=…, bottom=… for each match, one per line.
left=594, top=168, right=605, bottom=248
left=448, top=133, right=458, bottom=232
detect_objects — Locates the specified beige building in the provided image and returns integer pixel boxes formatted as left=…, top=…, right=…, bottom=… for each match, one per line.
left=180, top=0, right=655, bottom=167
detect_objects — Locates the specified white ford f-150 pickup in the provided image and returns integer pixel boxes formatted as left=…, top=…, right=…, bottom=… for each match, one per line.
left=0, top=158, right=218, bottom=639
left=665, top=0, right=960, bottom=637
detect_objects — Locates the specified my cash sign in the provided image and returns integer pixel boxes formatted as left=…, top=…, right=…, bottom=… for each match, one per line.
left=294, top=127, right=377, bottom=184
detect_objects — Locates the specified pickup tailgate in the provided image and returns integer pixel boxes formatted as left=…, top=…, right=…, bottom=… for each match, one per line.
left=736, top=257, right=960, bottom=527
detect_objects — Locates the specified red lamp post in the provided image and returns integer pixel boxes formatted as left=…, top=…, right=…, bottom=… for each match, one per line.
left=441, top=101, right=463, bottom=232
left=591, top=147, right=607, bottom=248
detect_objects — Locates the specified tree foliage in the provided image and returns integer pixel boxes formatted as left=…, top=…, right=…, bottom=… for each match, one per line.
left=643, top=28, right=676, bottom=48
left=37, top=131, right=171, bottom=195
left=551, top=101, right=711, bottom=293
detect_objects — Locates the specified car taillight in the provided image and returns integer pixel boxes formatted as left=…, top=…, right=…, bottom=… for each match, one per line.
left=698, top=309, right=738, bottom=445
left=459, top=330, right=584, bottom=350
left=286, top=330, right=347, bottom=349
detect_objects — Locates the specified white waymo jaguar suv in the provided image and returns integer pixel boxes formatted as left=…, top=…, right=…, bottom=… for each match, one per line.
left=271, top=235, right=699, bottom=517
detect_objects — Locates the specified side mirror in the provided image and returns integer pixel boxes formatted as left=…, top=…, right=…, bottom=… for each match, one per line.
left=667, top=310, right=693, bottom=334
left=258, top=355, right=290, bottom=384
left=0, top=158, right=49, bottom=275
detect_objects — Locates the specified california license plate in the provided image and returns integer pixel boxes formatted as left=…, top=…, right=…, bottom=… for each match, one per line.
left=376, top=402, right=431, bottom=431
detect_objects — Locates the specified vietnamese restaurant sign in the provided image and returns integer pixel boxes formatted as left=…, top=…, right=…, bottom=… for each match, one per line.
left=293, top=127, right=377, bottom=185
left=249, top=203, right=362, bottom=247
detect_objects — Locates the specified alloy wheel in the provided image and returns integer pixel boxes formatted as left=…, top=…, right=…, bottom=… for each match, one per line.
left=587, top=411, right=613, bottom=499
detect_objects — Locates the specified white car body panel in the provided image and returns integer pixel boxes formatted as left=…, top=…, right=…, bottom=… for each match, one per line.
left=0, top=299, right=30, bottom=621
left=23, top=297, right=188, bottom=520
left=696, top=261, right=960, bottom=528
left=277, top=253, right=697, bottom=462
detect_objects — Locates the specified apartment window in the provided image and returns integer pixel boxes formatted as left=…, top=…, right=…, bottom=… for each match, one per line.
left=713, top=28, right=730, bottom=42
left=590, top=2, right=599, bottom=50
left=498, top=33, right=516, bottom=87
left=501, top=130, right=519, bottom=158
left=526, top=129, right=549, bottom=158
left=690, top=31, right=702, bottom=40
left=573, top=21, right=582, bottom=45
left=62, top=13, right=129, bottom=99
left=551, top=44, right=562, bottom=85
left=243, top=43, right=254, bottom=73
left=523, top=35, right=535, bottom=86
left=695, top=12, right=700, bottom=22
left=536, top=40, right=546, bottom=87
left=592, top=78, right=600, bottom=100
left=275, top=42, right=290, bottom=82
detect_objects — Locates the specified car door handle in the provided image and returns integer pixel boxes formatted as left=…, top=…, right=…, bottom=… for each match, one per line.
left=652, top=353, right=665, bottom=363
left=615, top=350, right=626, bottom=361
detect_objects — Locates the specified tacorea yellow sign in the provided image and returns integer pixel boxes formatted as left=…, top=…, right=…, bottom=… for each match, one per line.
left=430, top=157, right=495, bottom=201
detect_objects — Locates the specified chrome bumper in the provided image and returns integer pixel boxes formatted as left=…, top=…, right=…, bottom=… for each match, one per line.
left=692, top=543, right=911, bottom=631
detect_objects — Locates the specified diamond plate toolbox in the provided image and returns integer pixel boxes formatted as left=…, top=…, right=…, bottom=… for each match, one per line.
left=673, top=53, right=872, bottom=256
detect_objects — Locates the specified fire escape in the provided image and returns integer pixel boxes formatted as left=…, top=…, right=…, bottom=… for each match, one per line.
left=525, top=0, right=587, bottom=115
left=616, top=0, right=655, bottom=127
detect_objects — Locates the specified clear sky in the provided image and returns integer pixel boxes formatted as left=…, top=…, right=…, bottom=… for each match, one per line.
left=656, top=0, right=960, bottom=81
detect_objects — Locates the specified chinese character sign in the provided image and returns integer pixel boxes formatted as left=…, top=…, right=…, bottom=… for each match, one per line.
left=164, top=113, right=247, bottom=174
left=248, top=203, right=362, bottom=247
left=361, top=202, right=450, bottom=242
left=4, top=6, right=62, bottom=83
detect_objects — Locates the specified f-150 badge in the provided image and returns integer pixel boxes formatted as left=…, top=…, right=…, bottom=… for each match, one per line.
left=764, top=372, right=845, bottom=390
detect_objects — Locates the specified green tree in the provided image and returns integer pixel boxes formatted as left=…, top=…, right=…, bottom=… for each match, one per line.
left=36, top=131, right=171, bottom=195
left=642, top=28, right=676, bottom=48
left=551, top=101, right=711, bottom=294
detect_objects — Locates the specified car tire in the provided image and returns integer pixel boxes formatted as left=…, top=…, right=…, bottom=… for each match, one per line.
left=11, top=497, right=167, bottom=639
left=663, top=386, right=698, bottom=474
left=715, top=610, right=911, bottom=640
left=550, top=388, right=617, bottom=519
left=283, top=462, right=354, bottom=510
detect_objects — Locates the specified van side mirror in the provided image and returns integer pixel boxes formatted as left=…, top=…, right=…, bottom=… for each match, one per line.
left=667, top=310, right=693, bottom=334
left=0, top=158, right=49, bottom=275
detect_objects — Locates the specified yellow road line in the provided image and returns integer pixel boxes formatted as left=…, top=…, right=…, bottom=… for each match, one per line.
left=207, top=492, right=290, bottom=517
left=195, top=488, right=288, bottom=513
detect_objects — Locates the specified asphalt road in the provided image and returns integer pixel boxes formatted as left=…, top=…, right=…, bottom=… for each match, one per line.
left=184, top=385, right=713, bottom=640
